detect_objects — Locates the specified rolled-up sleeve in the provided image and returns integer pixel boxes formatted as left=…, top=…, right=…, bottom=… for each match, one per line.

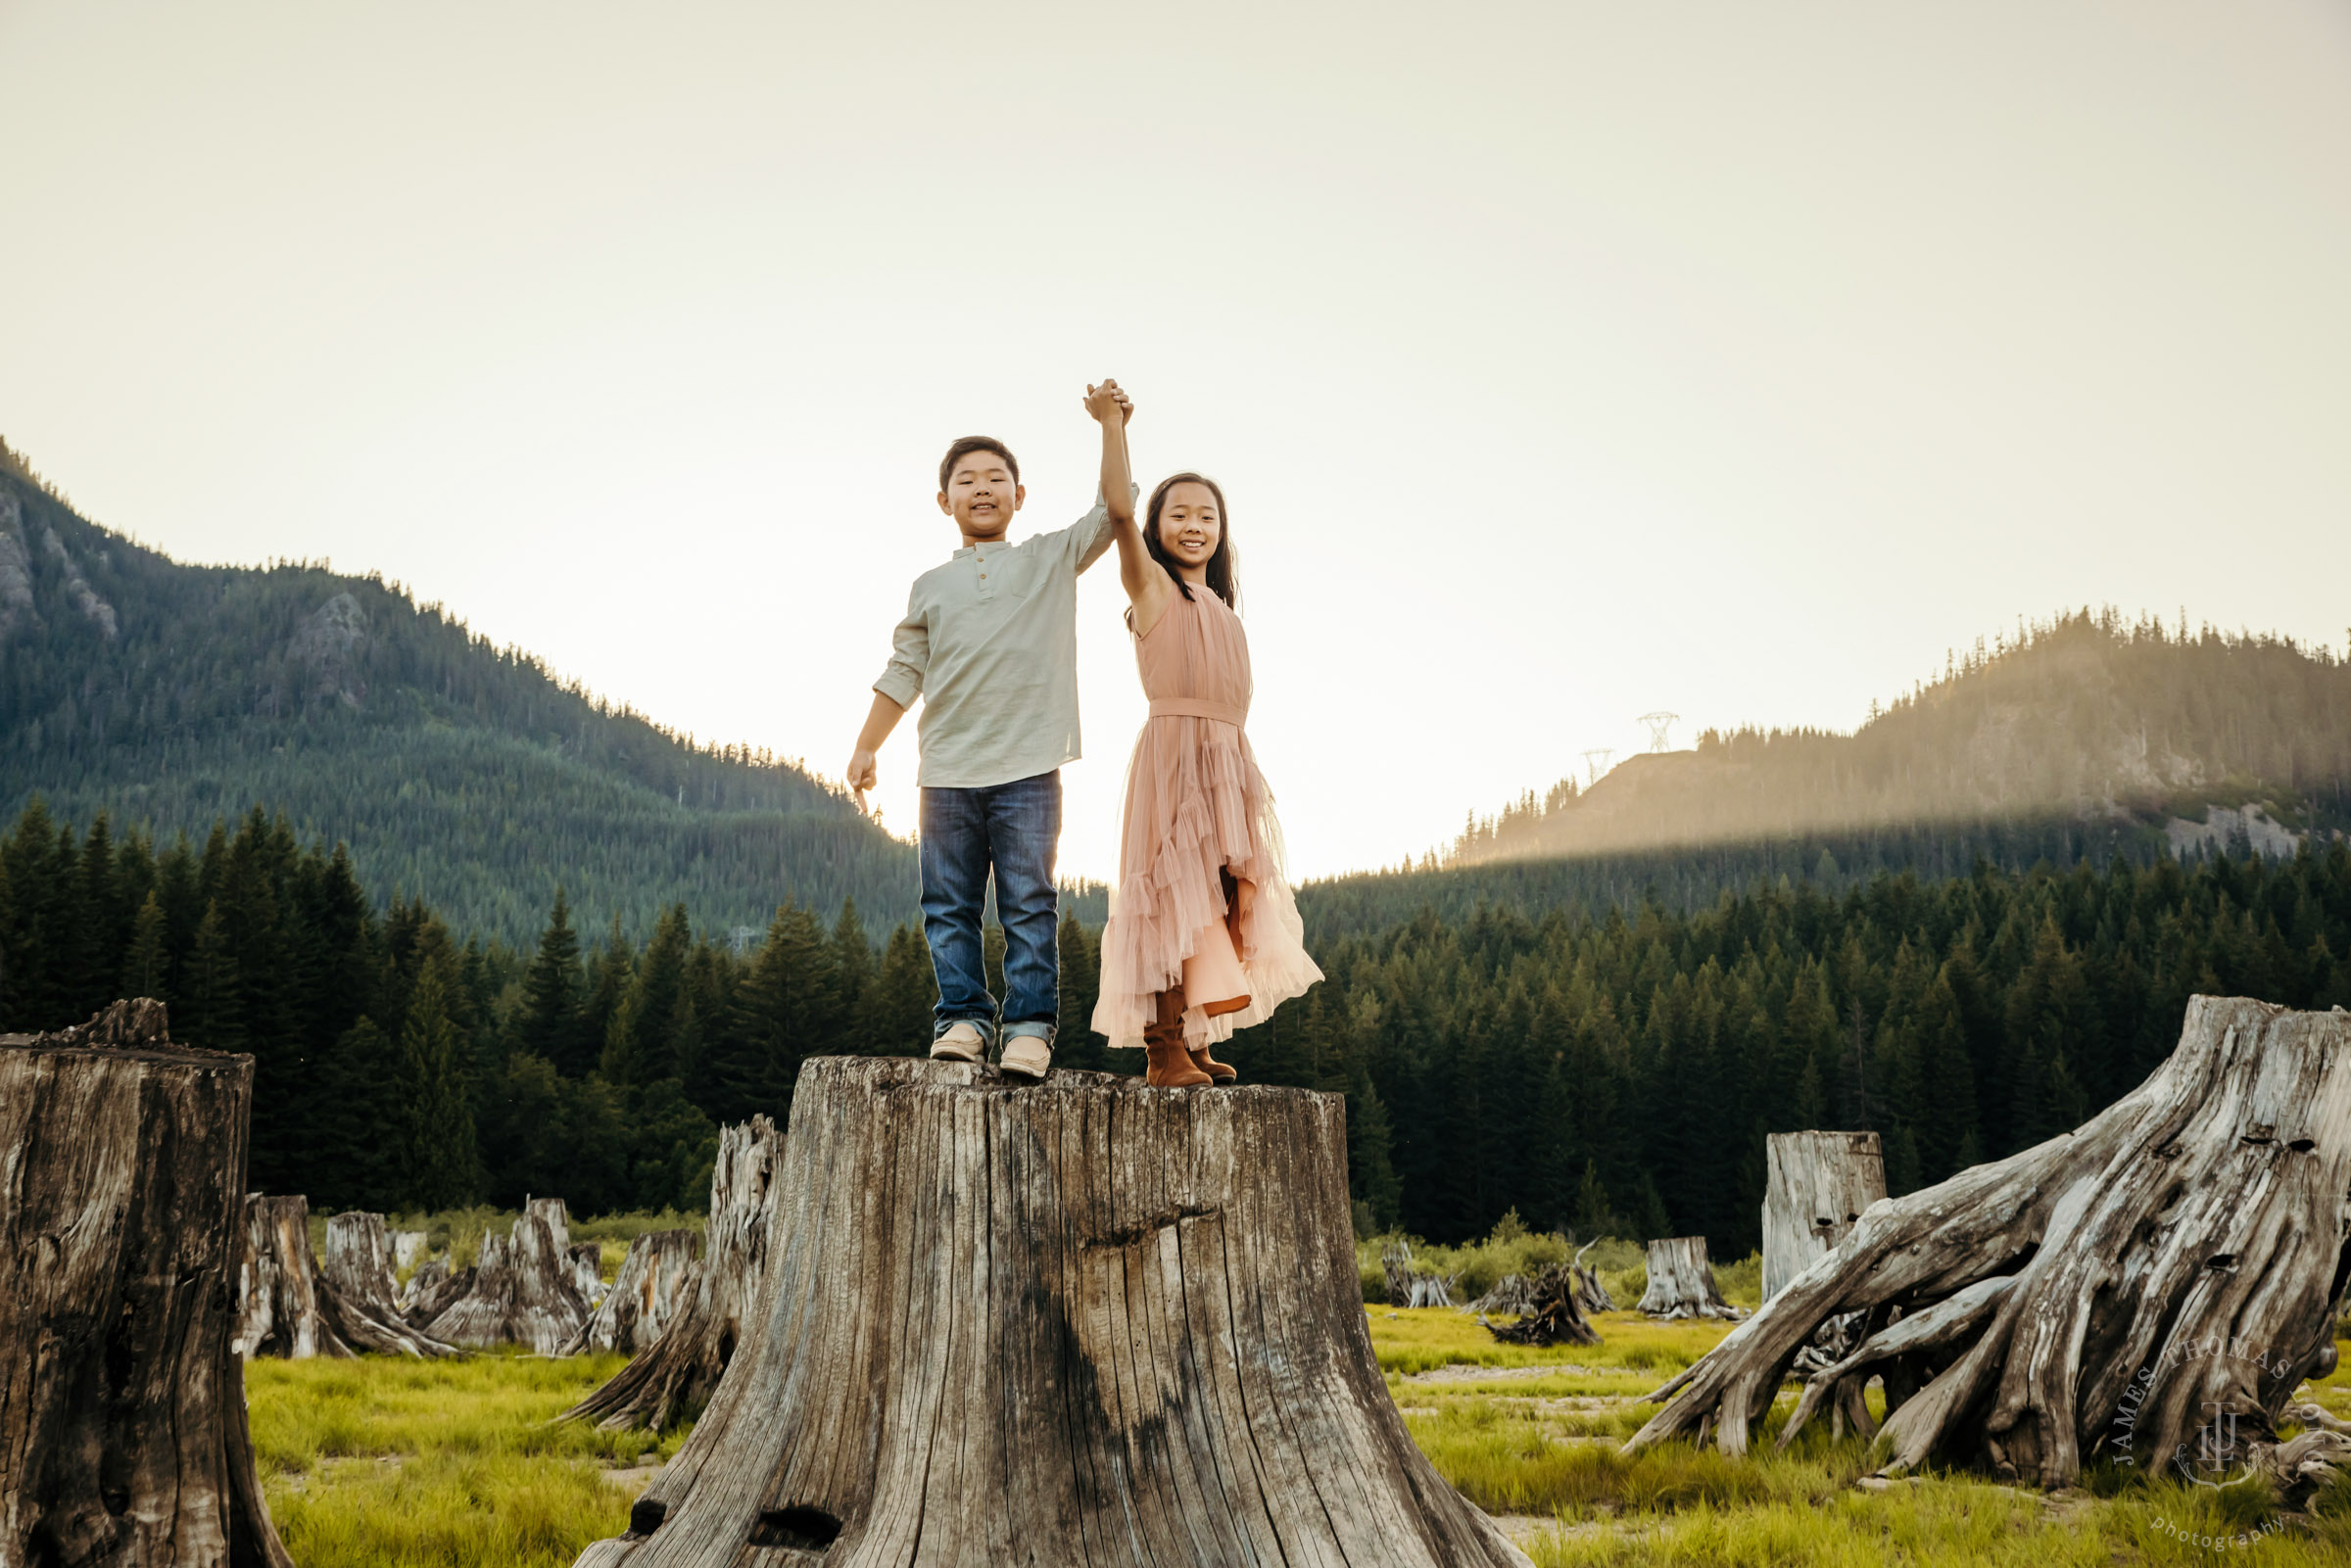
left=873, top=589, right=929, bottom=710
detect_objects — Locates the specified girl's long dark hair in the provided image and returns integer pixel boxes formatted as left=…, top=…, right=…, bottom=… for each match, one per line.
left=1143, top=472, right=1240, bottom=611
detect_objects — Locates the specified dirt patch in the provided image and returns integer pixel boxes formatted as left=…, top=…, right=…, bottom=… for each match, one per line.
left=1401, top=1362, right=1603, bottom=1385
left=603, top=1458, right=664, bottom=1495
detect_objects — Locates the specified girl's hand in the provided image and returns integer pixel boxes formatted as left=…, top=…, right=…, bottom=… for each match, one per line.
left=1084, top=379, right=1131, bottom=426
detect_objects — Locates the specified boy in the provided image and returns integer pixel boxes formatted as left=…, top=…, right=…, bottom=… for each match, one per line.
left=846, top=381, right=1136, bottom=1078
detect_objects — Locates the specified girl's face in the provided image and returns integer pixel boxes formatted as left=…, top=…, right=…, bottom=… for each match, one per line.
left=1156, top=482, right=1223, bottom=575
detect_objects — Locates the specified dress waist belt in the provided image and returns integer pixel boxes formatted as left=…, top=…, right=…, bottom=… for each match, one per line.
left=1149, top=697, right=1247, bottom=727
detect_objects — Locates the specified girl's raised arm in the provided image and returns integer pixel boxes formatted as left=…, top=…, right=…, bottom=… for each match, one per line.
left=1085, top=380, right=1170, bottom=625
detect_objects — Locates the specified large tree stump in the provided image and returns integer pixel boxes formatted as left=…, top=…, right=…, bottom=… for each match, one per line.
left=424, top=1197, right=591, bottom=1353
left=1636, top=1237, right=1744, bottom=1320
left=1761, top=1131, right=1886, bottom=1301
left=572, top=1059, right=1528, bottom=1567
left=561, top=1116, right=783, bottom=1430
left=0, top=1001, right=293, bottom=1567
left=562, top=1229, right=702, bottom=1356
left=234, top=1194, right=351, bottom=1358
left=1627, top=997, right=2351, bottom=1497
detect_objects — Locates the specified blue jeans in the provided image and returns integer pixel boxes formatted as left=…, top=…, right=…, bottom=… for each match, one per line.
left=919, top=770, right=1061, bottom=1045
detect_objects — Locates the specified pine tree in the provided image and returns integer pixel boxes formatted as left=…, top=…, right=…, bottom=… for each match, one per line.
left=121, top=890, right=168, bottom=1001
left=394, top=958, right=479, bottom=1210
left=179, top=898, right=246, bottom=1052
left=604, top=903, right=692, bottom=1087
left=1055, top=911, right=1104, bottom=1070
left=517, top=888, right=588, bottom=1071
left=831, top=900, right=875, bottom=1054
left=866, top=923, right=936, bottom=1056
left=718, top=903, right=840, bottom=1122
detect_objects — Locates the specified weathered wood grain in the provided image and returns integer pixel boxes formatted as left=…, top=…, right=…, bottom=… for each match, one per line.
left=561, top=1117, right=782, bottom=1430
left=0, top=1003, right=294, bottom=1566
left=571, top=1058, right=1530, bottom=1568
left=1760, top=1131, right=1886, bottom=1301
left=314, top=1209, right=462, bottom=1358
left=1629, top=997, right=2351, bottom=1496
left=562, top=1229, right=702, bottom=1356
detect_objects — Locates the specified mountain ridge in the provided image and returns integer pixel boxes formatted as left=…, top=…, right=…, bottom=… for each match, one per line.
left=0, top=460, right=929, bottom=944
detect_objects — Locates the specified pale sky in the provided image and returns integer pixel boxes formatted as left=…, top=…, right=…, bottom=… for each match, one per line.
left=5, top=1, right=2347, bottom=882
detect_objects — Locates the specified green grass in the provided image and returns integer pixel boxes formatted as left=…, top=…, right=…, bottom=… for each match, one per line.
left=1360, top=1309, right=2351, bottom=1566
left=242, top=1307, right=2349, bottom=1565
left=247, top=1351, right=688, bottom=1568
left=1367, top=1306, right=1728, bottom=1377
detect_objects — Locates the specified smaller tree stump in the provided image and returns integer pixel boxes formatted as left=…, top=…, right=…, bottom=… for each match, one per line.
left=424, top=1198, right=591, bottom=1353
left=322, top=1212, right=403, bottom=1311
left=1761, top=1131, right=1887, bottom=1301
left=234, top=1194, right=351, bottom=1359
left=562, top=1229, right=703, bottom=1356
left=1481, top=1263, right=1603, bottom=1347
left=1, top=1001, right=293, bottom=1566
left=1636, top=1237, right=1745, bottom=1320
left=1382, top=1240, right=1460, bottom=1307
left=561, top=1117, right=783, bottom=1429
left=1571, top=1241, right=1617, bottom=1313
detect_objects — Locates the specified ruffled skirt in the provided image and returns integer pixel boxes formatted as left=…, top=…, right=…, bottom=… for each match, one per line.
left=1091, top=716, right=1323, bottom=1049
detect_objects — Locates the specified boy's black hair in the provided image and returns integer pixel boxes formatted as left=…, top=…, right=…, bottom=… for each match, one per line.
left=938, top=436, right=1020, bottom=496
left=1144, top=472, right=1240, bottom=612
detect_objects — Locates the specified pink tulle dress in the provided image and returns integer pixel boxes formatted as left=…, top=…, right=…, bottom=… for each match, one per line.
left=1091, top=586, right=1323, bottom=1050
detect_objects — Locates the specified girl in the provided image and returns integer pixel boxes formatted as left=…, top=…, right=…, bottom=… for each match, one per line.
left=1084, top=382, right=1322, bottom=1085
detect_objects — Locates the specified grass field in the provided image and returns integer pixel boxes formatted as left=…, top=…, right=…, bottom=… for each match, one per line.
left=247, top=1353, right=686, bottom=1568
left=245, top=1308, right=2351, bottom=1566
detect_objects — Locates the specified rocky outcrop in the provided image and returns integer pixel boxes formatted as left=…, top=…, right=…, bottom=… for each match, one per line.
left=0, top=493, right=37, bottom=641
left=286, top=591, right=368, bottom=709
left=39, top=523, right=118, bottom=640
left=2163, top=802, right=2304, bottom=861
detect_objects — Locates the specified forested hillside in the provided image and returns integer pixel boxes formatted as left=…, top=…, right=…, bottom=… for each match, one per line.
left=0, top=460, right=928, bottom=942
left=1445, top=610, right=2351, bottom=870
left=11, top=794, right=2347, bottom=1255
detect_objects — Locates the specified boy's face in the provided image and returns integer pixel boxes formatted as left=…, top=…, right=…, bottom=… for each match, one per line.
left=937, top=451, right=1026, bottom=543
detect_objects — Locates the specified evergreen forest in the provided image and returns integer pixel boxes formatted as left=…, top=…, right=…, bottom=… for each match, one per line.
left=8, top=793, right=2349, bottom=1257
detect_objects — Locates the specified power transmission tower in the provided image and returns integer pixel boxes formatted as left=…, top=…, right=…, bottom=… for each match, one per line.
left=1637, top=711, right=1680, bottom=753
left=1580, top=748, right=1613, bottom=786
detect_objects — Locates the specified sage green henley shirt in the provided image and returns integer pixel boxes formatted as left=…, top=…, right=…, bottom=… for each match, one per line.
left=873, top=491, right=1128, bottom=789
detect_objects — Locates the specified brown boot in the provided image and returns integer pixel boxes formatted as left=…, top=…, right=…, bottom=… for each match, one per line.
left=1144, top=986, right=1212, bottom=1087
left=1187, top=1046, right=1237, bottom=1085
left=1147, top=1041, right=1212, bottom=1087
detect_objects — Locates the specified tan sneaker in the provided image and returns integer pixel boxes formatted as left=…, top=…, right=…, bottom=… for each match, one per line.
left=930, top=1021, right=988, bottom=1063
left=999, top=1035, right=1053, bottom=1080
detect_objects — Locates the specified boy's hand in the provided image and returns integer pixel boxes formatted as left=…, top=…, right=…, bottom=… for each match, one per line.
left=846, top=746, right=879, bottom=813
left=1084, top=379, right=1132, bottom=427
